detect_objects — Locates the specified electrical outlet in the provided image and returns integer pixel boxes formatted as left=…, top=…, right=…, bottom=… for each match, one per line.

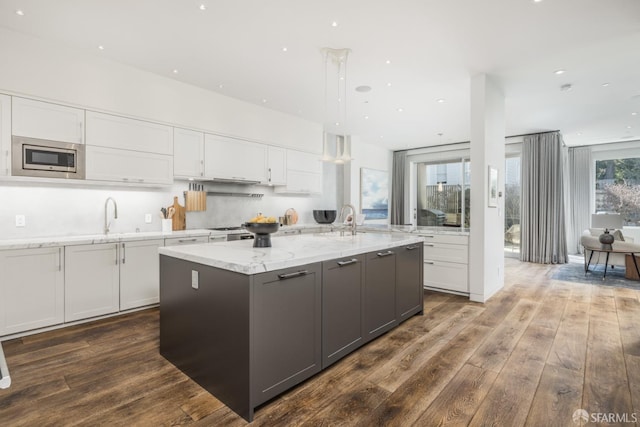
left=145, top=213, right=152, bottom=224
left=15, top=214, right=26, bottom=227
left=191, top=270, right=199, bottom=290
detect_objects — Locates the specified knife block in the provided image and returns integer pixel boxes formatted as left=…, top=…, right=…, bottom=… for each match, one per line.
left=185, top=191, right=207, bottom=212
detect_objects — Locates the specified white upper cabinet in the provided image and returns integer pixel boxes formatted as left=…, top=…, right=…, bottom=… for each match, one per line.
left=287, top=149, right=322, bottom=174
left=204, top=134, right=267, bottom=183
left=173, top=127, right=204, bottom=179
left=85, top=145, right=173, bottom=184
left=86, top=111, right=173, bottom=155
left=12, top=97, right=84, bottom=144
left=267, top=146, right=286, bottom=186
left=274, top=149, right=323, bottom=194
left=0, top=95, right=10, bottom=176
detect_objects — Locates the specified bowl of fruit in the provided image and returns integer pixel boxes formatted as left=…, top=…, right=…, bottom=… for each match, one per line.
left=243, top=214, right=280, bottom=247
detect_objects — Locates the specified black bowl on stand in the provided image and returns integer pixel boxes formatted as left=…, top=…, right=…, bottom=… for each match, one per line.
left=313, top=210, right=337, bottom=224
left=242, top=222, right=281, bottom=247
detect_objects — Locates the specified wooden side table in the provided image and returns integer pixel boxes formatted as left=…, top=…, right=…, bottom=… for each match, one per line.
left=626, top=254, right=640, bottom=280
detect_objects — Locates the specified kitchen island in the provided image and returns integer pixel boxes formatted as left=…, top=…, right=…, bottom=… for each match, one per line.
left=158, top=232, right=424, bottom=422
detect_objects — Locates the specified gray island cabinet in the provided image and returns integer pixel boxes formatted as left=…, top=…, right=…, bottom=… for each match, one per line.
left=158, top=232, right=423, bottom=422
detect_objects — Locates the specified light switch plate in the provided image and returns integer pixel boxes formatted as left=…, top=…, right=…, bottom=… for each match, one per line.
left=144, top=213, right=152, bottom=224
left=15, top=215, right=25, bottom=227
left=191, top=270, right=199, bottom=289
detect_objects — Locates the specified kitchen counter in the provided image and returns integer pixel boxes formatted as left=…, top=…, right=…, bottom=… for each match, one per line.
left=0, top=229, right=218, bottom=250
left=158, top=231, right=424, bottom=275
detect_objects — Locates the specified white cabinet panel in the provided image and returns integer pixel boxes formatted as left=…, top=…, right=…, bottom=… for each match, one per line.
left=0, top=247, right=64, bottom=336
left=204, top=134, right=267, bottom=183
left=267, top=146, right=286, bottom=186
left=65, top=244, right=119, bottom=322
left=275, top=170, right=322, bottom=194
left=173, top=127, right=204, bottom=179
left=417, top=234, right=468, bottom=245
left=86, top=145, right=173, bottom=184
left=423, top=262, right=469, bottom=294
left=120, top=239, right=163, bottom=310
left=12, top=97, right=84, bottom=144
left=287, top=149, right=322, bottom=174
left=423, top=242, right=468, bottom=264
left=86, top=111, right=173, bottom=155
left=0, top=95, right=10, bottom=176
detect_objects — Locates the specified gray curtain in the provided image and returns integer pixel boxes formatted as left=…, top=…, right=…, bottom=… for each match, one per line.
left=391, top=150, right=407, bottom=225
left=521, top=131, right=568, bottom=264
left=568, top=146, right=593, bottom=254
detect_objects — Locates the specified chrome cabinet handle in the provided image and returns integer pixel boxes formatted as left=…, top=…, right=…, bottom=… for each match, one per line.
left=424, top=261, right=435, bottom=265
left=377, top=251, right=394, bottom=257
left=337, top=259, right=358, bottom=266
left=121, top=243, right=126, bottom=264
left=420, top=235, right=435, bottom=238
left=58, top=247, right=62, bottom=271
left=278, top=270, right=309, bottom=280
left=179, top=238, right=198, bottom=243
left=424, top=243, right=435, bottom=247
left=406, top=245, right=419, bottom=250
left=268, top=168, right=272, bottom=182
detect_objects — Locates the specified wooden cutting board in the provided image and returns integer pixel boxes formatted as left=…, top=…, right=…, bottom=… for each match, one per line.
left=285, top=208, right=298, bottom=224
left=170, top=196, right=186, bottom=231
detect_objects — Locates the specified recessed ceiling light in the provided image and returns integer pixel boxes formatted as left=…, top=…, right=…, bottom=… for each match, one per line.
left=385, top=60, right=391, bottom=64
left=15, top=9, right=24, bottom=16
left=554, top=69, right=565, bottom=75
left=632, top=112, right=638, bottom=116
left=218, top=84, right=224, bottom=89
left=533, top=0, right=543, bottom=3
left=380, top=135, right=384, bottom=139
left=577, top=132, right=582, bottom=136
left=282, top=47, right=288, bottom=52
left=602, top=83, right=610, bottom=87
left=386, top=82, right=392, bottom=87
left=560, top=83, right=573, bottom=91
left=397, top=108, right=403, bottom=112
left=364, top=115, right=369, bottom=120
left=173, top=69, right=179, bottom=74
left=355, top=85, right=372, bottom=93
left=437, top=98, right=445, bottom=103
left=262, top=99, right=267, bottom=103
left=627, top=126, right=633, bottom=129
left=97, top=45, right=105, bottom=50
left=331, top=21, right=338, bottom=27
left=335, top=122, right=340, bottom=126
left=199, top=4, right=206, bottom=10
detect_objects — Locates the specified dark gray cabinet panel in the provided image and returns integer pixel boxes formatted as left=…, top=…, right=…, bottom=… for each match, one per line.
left=364, top=249, right=398, bottom=342
left=321, top=254, right=365, bottom=368
left=252, top=263, right=322, bottom=406
left=396, top=243, right=424, bottom=322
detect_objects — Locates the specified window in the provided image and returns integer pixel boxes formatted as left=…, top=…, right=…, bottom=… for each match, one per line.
left=416, top=159, right=470, bottom=228
left=504, top=156, right=521, bottom=255
left=595, top=157, right=640, bottom=226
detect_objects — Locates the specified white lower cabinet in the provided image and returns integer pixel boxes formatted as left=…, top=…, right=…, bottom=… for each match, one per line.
left=65, top=244, right=119, bottom=322
left=119, top=240, right=163, bottom=310
left=0, top=247, right=64, bottom=336
left=421, top=234, right=469, bottom=294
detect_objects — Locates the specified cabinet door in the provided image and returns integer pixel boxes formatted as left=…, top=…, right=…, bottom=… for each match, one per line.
left=120, top=240, right=163, bottom=310
left=275, top=170, right=322, bottom=194
left=0, top=95, right=10, bottom=176
left=286, top=149, right=322, bottom=174
left=12, top=97, right=84, bottom=144
left=0, top=247, right=64, bottom=336
left=204, top=134, right=267, bottom=183
left=252, top=263, right=322, bottom=406
left=173, top=128, right=204, bottom=179
left=86, top=111, right=173, bottom=155
left=364, top=249, right=398, bottom=342
left=65, top=244, right=119, bottom=322
left=266, top=146, right=286, bottom=185
left=322, top=255, right=365, bottom=368
left=396, top=244, right=424, bottom=322
left=423, top=262, right=469, bottom=293
left=86, top=145, right=174, bottom=184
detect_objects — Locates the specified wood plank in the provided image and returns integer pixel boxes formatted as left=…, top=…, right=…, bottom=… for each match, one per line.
left=415, top=364, right=498, bottom=426
left=467, top=299, right=540, bottom=373
left=529, top=282, right=571, bottom=331
left=626, top=354, right=640, bottom=419
left=583, top=316, right=633, bottom=418
left=525, top=364, right=584, bottom=427
left=615, top=295, right=640, bottom=357
left=367, top=304, right=484, bottom=392
left=355, top=324, right=492, bottom=427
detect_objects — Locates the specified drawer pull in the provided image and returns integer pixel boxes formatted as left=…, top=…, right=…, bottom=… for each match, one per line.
left=424, top=243, right=435, bottom=247
left=406, top=245, right=419, bottom=250
left=424, top=261, right=435, bottom=265
left=278, top=270, right=309, bottom=280
left=337, top=259, right=358, bottom=266
left=420, top=235, right=435, bottom=238
left=377, top=251, right=394, bottom=257
left=178, top=238, right=198, bottom=243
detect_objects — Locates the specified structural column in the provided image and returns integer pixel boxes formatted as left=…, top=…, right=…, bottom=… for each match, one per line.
left=469, top=74, right=506, bottom=302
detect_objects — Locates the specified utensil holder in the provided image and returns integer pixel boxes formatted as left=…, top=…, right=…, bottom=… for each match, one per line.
left=161, top=218, right=172, bottom=233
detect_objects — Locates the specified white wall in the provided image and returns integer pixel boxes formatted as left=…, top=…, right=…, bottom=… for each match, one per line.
left=344, top=137, right=393, bottom=224
left=0, top=28, right=322, bottom=152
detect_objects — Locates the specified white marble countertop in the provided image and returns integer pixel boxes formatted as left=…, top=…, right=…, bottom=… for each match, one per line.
left=159, top=232, right=425, bottom=275
left=0, top=229, right=218, bottom=250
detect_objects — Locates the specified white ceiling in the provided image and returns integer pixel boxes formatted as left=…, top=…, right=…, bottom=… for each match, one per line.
left=0, top=0, right=639, bottom=150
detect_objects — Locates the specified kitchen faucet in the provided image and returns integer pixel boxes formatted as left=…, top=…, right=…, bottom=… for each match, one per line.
left=339, top=203, right=357, bottom=236
left=104, top=197, right=118, bottom=234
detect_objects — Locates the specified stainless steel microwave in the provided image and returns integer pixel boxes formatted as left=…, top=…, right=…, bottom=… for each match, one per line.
left=12, top=136, right=85, bottom=179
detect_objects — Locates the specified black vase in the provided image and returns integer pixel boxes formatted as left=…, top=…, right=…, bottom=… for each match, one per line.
left=599, top=229, right=614, bottom=249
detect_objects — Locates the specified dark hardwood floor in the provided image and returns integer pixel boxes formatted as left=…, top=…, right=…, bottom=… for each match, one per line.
left=1, top=258, right=639, bottom=426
